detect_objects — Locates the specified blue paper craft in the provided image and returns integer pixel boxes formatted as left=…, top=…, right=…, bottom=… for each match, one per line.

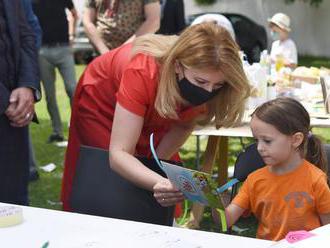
left=150, top=134, right=230, bottom=231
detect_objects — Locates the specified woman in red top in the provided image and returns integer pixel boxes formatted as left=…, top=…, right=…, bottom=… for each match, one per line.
left=62, top=22, right=250, bottom=225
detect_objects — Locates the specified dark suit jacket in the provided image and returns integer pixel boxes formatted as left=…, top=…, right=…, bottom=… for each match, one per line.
left=158, top=0, right=186, bottom=35
left=0, top=0, right=40, bottom=205
left=0, top=0, right=40, bottom=115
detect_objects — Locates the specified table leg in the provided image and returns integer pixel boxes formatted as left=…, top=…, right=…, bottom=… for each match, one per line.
left=195, top=135, right=200, bottom=169
left=217, top=137, right=229, bottom=185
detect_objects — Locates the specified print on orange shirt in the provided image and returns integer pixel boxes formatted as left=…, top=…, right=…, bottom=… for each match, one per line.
left=284, top=191, right=313, bottom=208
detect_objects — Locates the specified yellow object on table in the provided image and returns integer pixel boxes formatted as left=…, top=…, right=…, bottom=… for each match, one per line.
left=0, top=206, right=23, bottom=228
left=275, top=55, right=285, bottom=72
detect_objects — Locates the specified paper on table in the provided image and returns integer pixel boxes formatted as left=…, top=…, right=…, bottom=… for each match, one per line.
left=269, top=230, right=319, bottom=248
left=285, top=230, right=315, bottom=243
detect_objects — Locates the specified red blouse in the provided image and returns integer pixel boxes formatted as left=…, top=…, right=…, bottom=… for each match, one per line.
left=61, top=43, right=206, bottom=210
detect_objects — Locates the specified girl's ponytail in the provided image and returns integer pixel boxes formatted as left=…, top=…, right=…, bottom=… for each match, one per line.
left=306, top=133, right=328, bottom=174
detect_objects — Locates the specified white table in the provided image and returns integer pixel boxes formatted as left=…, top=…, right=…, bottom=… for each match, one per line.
left=0, top=203, right=274, bottom=248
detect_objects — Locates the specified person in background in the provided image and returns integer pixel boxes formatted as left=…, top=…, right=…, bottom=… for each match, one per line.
left=61, top=23, right=250, bottom=225
left=83, top=0, right=161, bottom=55
left=21, top=0, right=42, bottom=48
left=191, top=13, right=236, bottom=41
left=21, top=0, right=42, bottom=181
left=214, top=97, right=330, bottom=240
left=0, top=0, right=40, bottom=205
left=157, top=0, right=185, bottom=35
left=33, top=0, right=78, bottom=143
left=268, top=13, right=297, bottom=69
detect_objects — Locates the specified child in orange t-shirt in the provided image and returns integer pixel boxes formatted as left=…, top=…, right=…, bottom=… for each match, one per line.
left=214, top=97, right=330, bottom=241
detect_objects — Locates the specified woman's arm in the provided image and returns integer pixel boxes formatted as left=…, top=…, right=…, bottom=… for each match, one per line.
left=109, top=103, right=163, bottom=190
left=109, top=103, right=184, bottom=206
left=152, top=120, right=196, bottom=206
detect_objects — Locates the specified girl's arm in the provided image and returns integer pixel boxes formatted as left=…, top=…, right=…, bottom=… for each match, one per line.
left=109, top=103, right=184, bottom=206
left=213, top=203, right=246, bottom=227
left=320, top=213, right=330, bottom=225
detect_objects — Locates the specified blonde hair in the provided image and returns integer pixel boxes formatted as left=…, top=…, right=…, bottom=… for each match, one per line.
left=132, top=22, right=250, bottom=128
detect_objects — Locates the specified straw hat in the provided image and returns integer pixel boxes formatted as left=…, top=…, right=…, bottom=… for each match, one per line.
left=268, top=13, right=291, bottom=32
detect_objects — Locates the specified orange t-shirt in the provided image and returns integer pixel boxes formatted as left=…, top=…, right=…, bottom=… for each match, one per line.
left=233, top=160, right=330, bottom=241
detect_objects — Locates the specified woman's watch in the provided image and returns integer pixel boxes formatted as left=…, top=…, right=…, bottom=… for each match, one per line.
left=30, top=87, right=41, bottom=102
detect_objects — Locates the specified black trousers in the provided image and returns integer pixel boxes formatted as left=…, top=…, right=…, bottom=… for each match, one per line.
left=70, top=146, right=174, bottom=226
left=0, top=115, right=29, bottom=205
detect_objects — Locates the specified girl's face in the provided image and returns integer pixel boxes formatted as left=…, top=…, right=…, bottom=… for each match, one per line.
left=250, top=116, right=300, bottom=168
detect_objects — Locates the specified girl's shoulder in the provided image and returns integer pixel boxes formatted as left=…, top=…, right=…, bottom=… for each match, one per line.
left=245, top=166, right=268, bottom=182
left=303, top=160, right=327, bottom=180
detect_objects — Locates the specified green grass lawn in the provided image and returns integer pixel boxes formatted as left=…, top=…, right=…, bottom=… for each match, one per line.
left=29, top=56, right=330, bottom=238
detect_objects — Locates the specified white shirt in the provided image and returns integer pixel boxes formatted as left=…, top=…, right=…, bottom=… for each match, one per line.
left=270, top=38, right=298, bottom=64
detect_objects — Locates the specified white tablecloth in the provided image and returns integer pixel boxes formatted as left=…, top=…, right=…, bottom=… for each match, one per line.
left=0, top=203, right=274, bottom=248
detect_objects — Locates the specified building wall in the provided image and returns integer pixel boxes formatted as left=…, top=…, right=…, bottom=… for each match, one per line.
left=184, top=0, right=330, bottom=57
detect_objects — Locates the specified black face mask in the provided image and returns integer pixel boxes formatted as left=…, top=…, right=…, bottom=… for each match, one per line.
left=177, top=77, right=219, bottom=106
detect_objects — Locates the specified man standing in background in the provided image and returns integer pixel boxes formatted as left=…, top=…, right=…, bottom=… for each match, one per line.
left=158, top=0, right=186, bottom=35
left=83, top=0, right=161, bottom=54
left=33, top=0, right=78, bottom=143
left=0, top=0, right=40, bottom=204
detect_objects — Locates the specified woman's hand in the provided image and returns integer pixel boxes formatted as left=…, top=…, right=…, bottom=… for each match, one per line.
left=153, top=179, right=185, bottom=207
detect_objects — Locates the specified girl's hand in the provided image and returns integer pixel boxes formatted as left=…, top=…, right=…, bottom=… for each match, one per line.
left=153, top=179, right=185, bottom=207
left=212, top=203, right=246, bottom=228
